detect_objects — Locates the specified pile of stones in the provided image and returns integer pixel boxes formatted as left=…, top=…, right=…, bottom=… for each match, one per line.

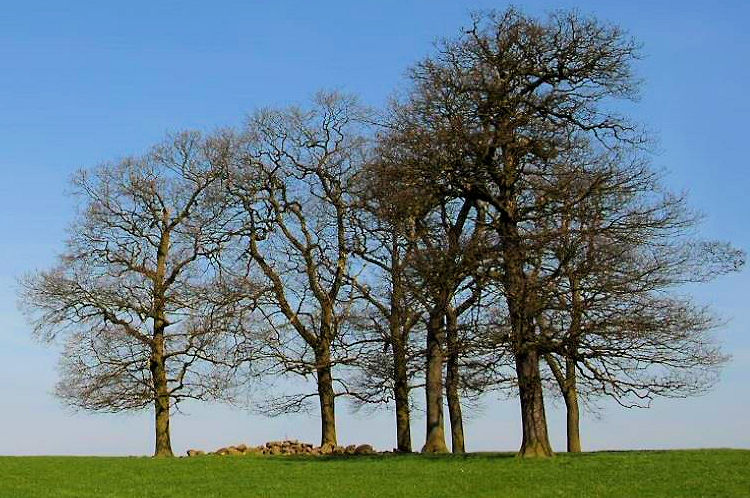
left=186, top=440, right=376, bottom=457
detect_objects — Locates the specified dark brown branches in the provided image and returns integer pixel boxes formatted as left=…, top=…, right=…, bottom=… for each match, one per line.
left=384, top=7, right=647, bottom=457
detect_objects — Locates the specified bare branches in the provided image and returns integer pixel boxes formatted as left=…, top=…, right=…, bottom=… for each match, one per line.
left=374, top=7, right=743, bottom=456
left=223, top=92, right=373, bottom=446
left=15, top=8, right=744, bottom=458
left=19, top=131, right=255, bottom=433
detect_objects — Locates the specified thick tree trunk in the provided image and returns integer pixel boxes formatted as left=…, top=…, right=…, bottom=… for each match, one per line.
left=150, top=337, right=173, bottom=458
left=499, top=195, right=553, bottom=458
left=421, top=310, right=448, bottom=453
left=315, top=345, right=338, bottom=450
left=445, top=309, right=465, bottom=454
left=392, top=335, right=412, bottom=452
left=515, top=347, right=554, bottom=458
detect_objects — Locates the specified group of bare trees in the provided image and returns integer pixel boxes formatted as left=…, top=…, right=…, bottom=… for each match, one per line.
left=20, top=8, right=744, bottom=458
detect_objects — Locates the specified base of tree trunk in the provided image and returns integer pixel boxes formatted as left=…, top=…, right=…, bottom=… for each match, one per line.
left=319, top=442, right=337, bottom=454
left=421, top=439, right=449, bottom=454
left=517, top=440, right=554, bottom=458
left=421, top=425, right=449, bottom=453
left=566, top=421, right=582, bottom=452
left=515, top=347, right=554, bottom=459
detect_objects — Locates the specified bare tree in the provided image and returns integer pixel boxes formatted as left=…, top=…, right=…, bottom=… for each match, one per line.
left=226, top=92, right=370, bottom=450
left=347, top=183, right=424, bottom=453
left=380, top=7, right=654, bottom=456
left=19, top=131, right=252, bottom=457
left=408, top=199, right=492, bottom=453
left=533, top=150, right=743, bottom=452
left=362, top=133, right=500, bottom=453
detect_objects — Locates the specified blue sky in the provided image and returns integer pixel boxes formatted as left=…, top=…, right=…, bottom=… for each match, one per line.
left=1, top=1, right=748, bottom=455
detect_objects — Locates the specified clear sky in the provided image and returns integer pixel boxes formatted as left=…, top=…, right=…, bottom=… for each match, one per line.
left=1, top=1, right=747, bottom=455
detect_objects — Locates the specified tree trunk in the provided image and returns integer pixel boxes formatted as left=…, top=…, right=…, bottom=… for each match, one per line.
left=544, top=353, right=581, bottom=454
left=421, top=310, right=448, bottom=453
left=563, top=385, right=581, bottom=453
left=390, top=246, right=412, bottom=453
left=499, top=196, right=553, bottom=458
left=151, top=213, right=173, bottom=457
left=150, top=337, right=173, bottom=458
left=392, top=335, right=412, bottom=452
left=564, top=357, right=581, bottom=453
left=315, top=345, right=338, bottom=450
left=445, top=359, right=465, bottom=454
left=445, top=309, right=465, bottom=453
left=515, top=347, right=554, bottom=458
left=566, top=275, right=583, bottom=453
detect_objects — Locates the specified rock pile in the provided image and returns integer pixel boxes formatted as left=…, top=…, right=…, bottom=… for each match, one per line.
left=186, top=440, right=376, bottom=457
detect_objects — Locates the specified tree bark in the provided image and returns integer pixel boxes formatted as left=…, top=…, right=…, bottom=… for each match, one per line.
left=150, top=336, right=173, bottom=457
left=498, top=185, right=554, bottom=458
left=544, top=353, right=581, bottom=454
left=315, top=345, right=338, bottom=450
left=445, top=360, right=465, bottom=453
left=445, top=308, right=465, bottom=453
left=390, top=243, right=412, bottom=453
left=421, top=310, right=448, bottom=453
left=564, top=357, right=582, bottom=453
left=515, top=347, right=553, bottom=457
left=565, top=275, right=583, bottom=453
left=563, top=385, right=581, bottom=453
left=392, top=335, right=412, bottom=452
left=151, top=216, right=173, bottom=458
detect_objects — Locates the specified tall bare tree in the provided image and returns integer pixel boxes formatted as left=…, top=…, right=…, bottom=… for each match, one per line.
left=347, top=184, right=424, bottom=453
left=362, top=135, right=499, bottom=452
left=409, top=199, right=492, bottom=453
left=20, top=131, right=252, bottom=457
left=380, top=7, right=651, bottom=456
left=226, top=92, right=370, bottom=450
left=534, top=150, right=743, bottom=452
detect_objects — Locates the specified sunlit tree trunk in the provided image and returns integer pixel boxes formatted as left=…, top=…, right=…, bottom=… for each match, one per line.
left=503, top=216, right=553, bottom=458
left=563, top=366, right=582, bottom=453
left=445, top=308, right=465, bottom=453
left=150, top=339, right=173, bottom=458
left=515, top=347, right=553, bottom=457
left=151, top=218, right=174, bottom=457
left=315, top=342, right=337, bottom=450
left=422, top=310, right=448, bottom=453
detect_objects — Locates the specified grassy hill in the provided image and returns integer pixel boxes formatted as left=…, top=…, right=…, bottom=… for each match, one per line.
left=1, top=449, right=748, bottom=497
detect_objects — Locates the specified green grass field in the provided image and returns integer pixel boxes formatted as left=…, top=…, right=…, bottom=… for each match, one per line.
left=1, top=449, right=748, bottom=497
